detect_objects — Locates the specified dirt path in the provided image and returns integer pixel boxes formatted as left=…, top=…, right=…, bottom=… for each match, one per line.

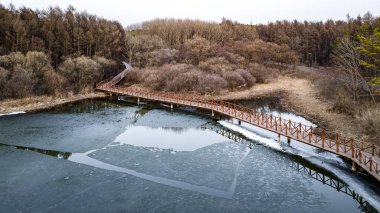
left=0, top=92, right=107, bottom=114
left=214, top=77, right=364, bottom=141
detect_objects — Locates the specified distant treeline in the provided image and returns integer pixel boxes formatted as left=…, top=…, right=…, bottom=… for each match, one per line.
left=129, top=15, right=380, bottom=66
left=0, top=4, right=121, bottom=99
left=0, top=4, right=126, bottom=67
left=0, top=3, right=379, bottom=99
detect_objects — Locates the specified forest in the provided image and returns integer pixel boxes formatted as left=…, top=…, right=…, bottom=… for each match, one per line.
left=0, top=3, right=379, bottom=99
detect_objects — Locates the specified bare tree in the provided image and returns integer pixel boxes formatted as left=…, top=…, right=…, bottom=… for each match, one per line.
left=333, top=37, right=361, bottom=104
left=333, top=37, right=375, bottom=104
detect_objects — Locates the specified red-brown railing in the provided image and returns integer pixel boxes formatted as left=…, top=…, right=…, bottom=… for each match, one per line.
left=96, top=82, right=380, bottom=181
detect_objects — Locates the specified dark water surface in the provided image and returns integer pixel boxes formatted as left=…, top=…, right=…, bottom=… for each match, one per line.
left=0, top=98, right=379, bottom=213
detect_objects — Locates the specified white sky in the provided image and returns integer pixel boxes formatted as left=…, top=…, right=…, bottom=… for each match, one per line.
left=2, top=0, right=380, bottom=26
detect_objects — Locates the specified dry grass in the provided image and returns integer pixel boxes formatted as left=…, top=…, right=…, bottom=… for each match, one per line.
left=211, top=75, right=377, bottom=145
left=0, top=92, right=106, bottom=114
left=356, top=105, right=380, bottom=144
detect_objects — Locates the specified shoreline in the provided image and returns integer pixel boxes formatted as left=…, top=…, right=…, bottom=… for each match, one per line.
left=0, top=78, right=371, bottom=146
left=0, top=92, right=107, bottom=114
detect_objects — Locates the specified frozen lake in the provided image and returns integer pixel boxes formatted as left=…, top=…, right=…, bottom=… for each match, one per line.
left=0, top=98, right=379, bottom=212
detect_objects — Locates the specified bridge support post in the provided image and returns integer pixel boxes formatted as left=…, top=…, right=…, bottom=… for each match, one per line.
left=212, top=110, right=214, bottom=117
left=137, top=97, right=140, bottom=105
left=238, top=120, right=241, bottom=125
left=287, top=137, right=291, bottom=145
left=351, top=161, right=357, bottom=172
left=170, top=103, right=173, bottom=111
left=278, top=133, right=280, bottom=142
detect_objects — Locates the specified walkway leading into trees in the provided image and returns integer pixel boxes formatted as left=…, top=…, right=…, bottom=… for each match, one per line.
left=96, top=75, right=380, bottom=182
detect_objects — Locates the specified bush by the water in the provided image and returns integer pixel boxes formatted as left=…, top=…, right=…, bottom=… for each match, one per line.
left=125, top=62, right=279, bottom=94
left=0, top=52, right=116, bottom=99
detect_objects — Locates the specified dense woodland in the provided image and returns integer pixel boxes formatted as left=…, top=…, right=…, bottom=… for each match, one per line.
left=0, top=4, right=379, bottom=99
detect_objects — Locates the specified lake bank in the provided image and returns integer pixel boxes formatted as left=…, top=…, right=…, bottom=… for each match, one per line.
left=0, top=92, right=107, bottom=115
left=0, top=77, right=374, bottom=146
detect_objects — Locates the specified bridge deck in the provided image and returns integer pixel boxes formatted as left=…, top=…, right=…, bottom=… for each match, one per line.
left=96, top=83, right=380, bottom=181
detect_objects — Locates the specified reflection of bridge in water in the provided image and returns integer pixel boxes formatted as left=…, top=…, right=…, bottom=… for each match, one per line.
left=201, top=122, right=255, bottom=148
left=201, top=122, right=378, bottom=213
left=290, top=161, right=378, bottom=213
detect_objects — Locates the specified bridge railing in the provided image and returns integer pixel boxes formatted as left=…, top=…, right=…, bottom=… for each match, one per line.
left=96, top=83, right=380, bottom=180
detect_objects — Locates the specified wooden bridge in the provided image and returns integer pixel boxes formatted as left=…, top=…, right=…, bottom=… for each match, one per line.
left=96, top=74, right=380, bottom=182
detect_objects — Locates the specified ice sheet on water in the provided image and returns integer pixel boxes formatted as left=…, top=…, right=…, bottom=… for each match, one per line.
left=219, top=119, right=380, bottom=210
left=135, top=109, right=208, bottom=128
left=113, top=125, right=228, bottom=151
left=89, top=140, right=250, bottom=193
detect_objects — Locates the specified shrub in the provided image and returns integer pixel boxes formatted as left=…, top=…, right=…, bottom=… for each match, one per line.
left=248, top=63, right=279, bottom=83
left=58, top=56, right=102, bottom=93
left=222, top=71, right=245, bottom=91
left=235, top=69, right=256, bottom=87
left=198, top=57, right=235, bottom=73
left=165, top=70, right=200, bottom=92
left=7, top=65, right=36, bottom=98
left=196, top=74, right=227, bottom=93
left=0, top=51, right=67, bottom=99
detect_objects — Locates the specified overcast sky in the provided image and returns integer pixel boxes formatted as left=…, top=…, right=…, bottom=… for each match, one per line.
left=2, top=0, right=380, bottom=26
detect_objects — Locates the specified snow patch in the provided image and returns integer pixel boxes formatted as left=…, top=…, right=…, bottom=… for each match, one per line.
left=0, top=111, right=26, bottom=117
left=219, top=121, right=282, bottom=151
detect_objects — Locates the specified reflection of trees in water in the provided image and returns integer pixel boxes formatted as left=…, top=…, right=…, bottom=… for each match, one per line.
left=0, top=143, right=72, bottom=160
left=203, top=122, right=378, bottom=213
left=131, top=107, right=151, bottom=123
left=46, top=98, right=129, bottom=113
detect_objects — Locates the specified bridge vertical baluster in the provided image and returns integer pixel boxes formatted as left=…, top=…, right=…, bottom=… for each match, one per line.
left=285, top=123, right=288, bottom=136
left=372, top=144, right=376, bottom=157
left=343, top=137, right=346, bottom=153
left=275, top=117, right=278, bottom=131
left=308, top=127, right=313, bottom=143
left=298, top=123, right=302, bottom=138
left=270, top=114, right=273, bottom=129
left=322, top=129, right=325, bottom=148
left=234, top=104, right=237, bottom=118
left=335, top=133, right=340, bottom=153
left=257, top=113, right=260, bottom=125
left=336, top=133, right=339, bottom=153
left=351, top=138, right=354, bottom=158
